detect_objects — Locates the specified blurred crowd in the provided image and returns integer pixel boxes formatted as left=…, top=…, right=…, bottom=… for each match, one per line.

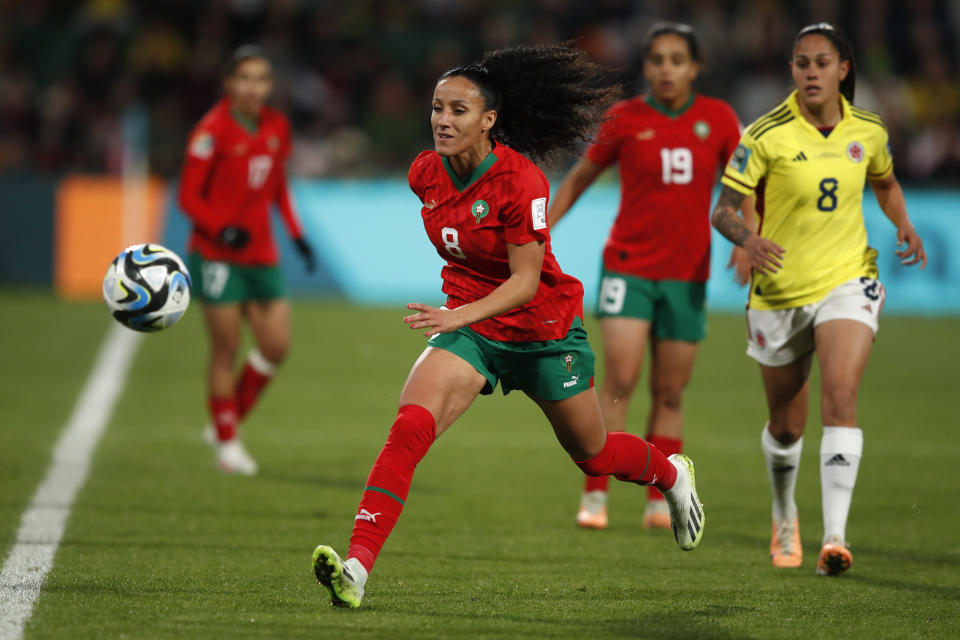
left=1, top=0, right=958, bottom=182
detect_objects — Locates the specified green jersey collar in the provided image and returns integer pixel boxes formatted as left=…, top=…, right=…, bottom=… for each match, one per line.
left=230, top=108, right=259, bottom=135
left=442, top=148, right=499, bottom=192
left=645, top=93, right=695, bottom=118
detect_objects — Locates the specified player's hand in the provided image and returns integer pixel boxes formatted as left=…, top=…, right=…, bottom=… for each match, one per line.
left=218, top=226, right=251, bottom=250
left=742, top=234, right=785, bottom=275
left=727, top=246, right=752, bottom=287
left=294, top=237, right=316, bottom=273
left=403, top=303, right=466, bottom=337
left=895, top=225, right=926, bottom=268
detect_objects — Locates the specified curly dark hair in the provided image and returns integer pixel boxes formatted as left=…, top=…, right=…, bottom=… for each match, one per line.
left=439, top=43, right=621, bottom=164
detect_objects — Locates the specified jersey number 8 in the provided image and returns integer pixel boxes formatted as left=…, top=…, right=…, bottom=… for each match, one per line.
left=441, top=226, right=466, bottom=259
left=817, top=177, right=839, bottom=212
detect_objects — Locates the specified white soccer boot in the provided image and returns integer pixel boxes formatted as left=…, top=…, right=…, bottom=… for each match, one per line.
left=312, top=545, right=367, bottom=608
left=663, top=454, right=705, bottom=551
left=204, top=424, right=258, bottom=475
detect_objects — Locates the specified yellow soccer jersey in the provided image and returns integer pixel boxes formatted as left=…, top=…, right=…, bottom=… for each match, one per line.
left=721, top=90, right=893, bottom=310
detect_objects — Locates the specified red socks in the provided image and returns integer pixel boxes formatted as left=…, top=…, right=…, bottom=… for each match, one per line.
left=574, top=432, right=677, bottom=492
left=208, top=350, right=277, bottom=442
left=584, top=474, right=610, bottom=493
left=582, top=435, right=682, bottom=496
left=646, top=435, right=682, bottom=501
left=208, top=396, right=238, bottom=441
left=348, top=405, right=436, bottom=573
left=235, top=350, right=276, bottom=419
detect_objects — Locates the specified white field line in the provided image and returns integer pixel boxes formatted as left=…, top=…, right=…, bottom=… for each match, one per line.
left=0, top=324, right=142, bottom=640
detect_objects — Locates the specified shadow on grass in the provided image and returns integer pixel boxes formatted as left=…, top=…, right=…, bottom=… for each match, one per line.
left=845, top=573, right=960, bottom=602
left=319, top=602, right=763, bottom=640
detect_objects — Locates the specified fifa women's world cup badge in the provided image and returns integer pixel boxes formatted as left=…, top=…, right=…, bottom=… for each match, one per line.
left=471, top=200, right=489, bottom=223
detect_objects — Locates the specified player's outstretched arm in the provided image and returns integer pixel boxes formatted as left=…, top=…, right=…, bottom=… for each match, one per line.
left=712, top=185, right=784, bottom=275
left=868, top=172, right=927, bottom=269
left=405, top=240, right=545, bottom=337
left=548, top=157, right=604, bottom=228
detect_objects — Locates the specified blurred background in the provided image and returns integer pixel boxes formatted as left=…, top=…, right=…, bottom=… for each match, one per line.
left=1, top=0, right=958, bottom=310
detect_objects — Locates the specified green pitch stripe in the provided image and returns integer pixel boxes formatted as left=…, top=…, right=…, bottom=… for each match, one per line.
left=365, top=486, right=405, bottom=505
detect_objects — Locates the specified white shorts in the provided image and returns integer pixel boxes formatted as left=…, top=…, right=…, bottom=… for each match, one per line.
left=746, top=277, right=885, bottom=366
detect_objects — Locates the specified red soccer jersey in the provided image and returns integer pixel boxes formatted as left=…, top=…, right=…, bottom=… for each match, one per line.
left=409, top=144, right=584, bottom=342
left=586, top=94, right=741, bottom=282
left=178, top=98, right=304, bottom=266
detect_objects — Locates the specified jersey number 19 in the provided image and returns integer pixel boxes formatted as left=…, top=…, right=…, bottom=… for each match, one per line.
left=660, top=147, right=693, bottom=184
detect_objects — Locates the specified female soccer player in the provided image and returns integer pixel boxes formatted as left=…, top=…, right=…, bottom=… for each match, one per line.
left=178, top=45, right=315, bottom=475
left=549, top=23, right=751, bottom=530
left=311, top=44, right=706, bottom=609
left=712, top=23, right=926, bottom=575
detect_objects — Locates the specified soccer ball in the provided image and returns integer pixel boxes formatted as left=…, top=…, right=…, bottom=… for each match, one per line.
left=102, top=243, right=192, bottom=332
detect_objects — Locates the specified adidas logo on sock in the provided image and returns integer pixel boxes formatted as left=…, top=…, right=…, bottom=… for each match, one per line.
left=772, top=464, right=796, bottom=473
left=825, top=454, right=850, bottom=467
left=792, top=151, right=808, bottom=161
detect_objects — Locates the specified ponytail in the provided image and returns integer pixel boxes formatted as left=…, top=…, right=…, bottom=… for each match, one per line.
left=440, top=43, right=620, bottom=164
left=794, top=22, right=855, bottom=102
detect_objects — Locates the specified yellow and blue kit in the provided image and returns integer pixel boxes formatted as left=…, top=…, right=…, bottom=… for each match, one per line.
left=722, top=90, right=893, bottom=310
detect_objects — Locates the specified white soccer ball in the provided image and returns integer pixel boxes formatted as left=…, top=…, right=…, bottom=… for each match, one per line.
left=102, top=243, right=192, bottom=332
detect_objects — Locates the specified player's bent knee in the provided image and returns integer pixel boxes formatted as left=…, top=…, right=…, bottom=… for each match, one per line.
left=821, top=384, right=859, bottom=424
left=574, top=440, right=614, bottom=476
left=767, top=420, right=804, bottom=445
left=651, top=384, right=684, bottom=411
left=606, top=375, right=639, bottom=399
left=386, top=405, right=437, bottom=454
left=260, top=343, right=289, bottom=365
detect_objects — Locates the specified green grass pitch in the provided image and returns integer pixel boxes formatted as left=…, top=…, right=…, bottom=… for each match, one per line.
left=1, top=290, right=957, bottom=639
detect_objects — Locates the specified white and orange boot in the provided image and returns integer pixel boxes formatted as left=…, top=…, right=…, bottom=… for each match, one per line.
left=816, top=535, right=853, bottom=576
left=642, top=498, right=671, bottom=529
left=770, top=516, right=803, bottom=568
left=576, top=490, right=608, bottom=529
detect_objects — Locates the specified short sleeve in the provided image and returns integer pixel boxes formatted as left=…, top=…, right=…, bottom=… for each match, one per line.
left=408, top=151, right=434, bottom=201
left=718, top=101, right=744, bottom=164
left=502, top=166, right=550, bottom=246
left=867, top=127, right=893, bottom=180
left=721, top=132, right=767, bottom=196
left=584, top=104, right=625, bottom=168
